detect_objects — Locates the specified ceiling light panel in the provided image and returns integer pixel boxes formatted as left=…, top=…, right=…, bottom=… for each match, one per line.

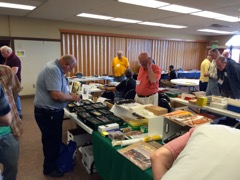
left=77, top=13, right=113, bottom=20
left=197, top=29, right=233, bottom=34
left=118, top=0, right=169, bottom=8
left=0, top=2, right=36, bottom=10
left=110, top=18, right=142, bottom=23
left=192, top=11, right=225, bottom=18
left=214, top=15, right=238, bottom=22
left=139, top=22, right=187, bottom=29
left=159, top=4, right=201, bottom=14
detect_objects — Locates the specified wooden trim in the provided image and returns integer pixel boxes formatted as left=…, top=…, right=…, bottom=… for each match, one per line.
left=0, top=36, right=60, bottom=42
left=20, top=94, right=35, bottom=99
left=59, top=29, right=208, bottom=43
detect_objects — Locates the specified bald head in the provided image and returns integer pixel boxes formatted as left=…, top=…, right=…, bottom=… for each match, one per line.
left=59, top=55, right=77, bottom=74
left=138, top=52, right=150, bottom=68
left=222, top=50, right=230, bottom=59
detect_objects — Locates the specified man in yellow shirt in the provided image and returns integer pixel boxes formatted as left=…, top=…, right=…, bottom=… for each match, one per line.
left=112, top=51, right=129, bottom=82
left=199, top=55, right=211, bottom=91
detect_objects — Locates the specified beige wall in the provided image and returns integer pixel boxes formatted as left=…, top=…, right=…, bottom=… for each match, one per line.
left=0, top=15, right=208, bottom=41
left=0, top=15, right=211, bottom=95
left=208, top=35, right=233, bottom=48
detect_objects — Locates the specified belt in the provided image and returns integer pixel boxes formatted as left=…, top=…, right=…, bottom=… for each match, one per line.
left=137, top=92, right=157, bottom=98
left=35, top=106, right=62, bottom=113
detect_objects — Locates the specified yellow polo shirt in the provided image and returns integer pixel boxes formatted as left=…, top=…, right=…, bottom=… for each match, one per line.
left=112, top=56, right=129, bottom=76
left=200, top=58, right=210, bottom=82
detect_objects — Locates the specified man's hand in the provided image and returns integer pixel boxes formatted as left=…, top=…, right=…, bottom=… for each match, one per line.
left=71, top=93, right=81, bottom=102
left=147, top=57, right=153, bottom=67
left=204, top=72, right=209, bottom=77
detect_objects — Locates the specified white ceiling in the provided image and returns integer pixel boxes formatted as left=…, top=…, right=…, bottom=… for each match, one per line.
left=1, top=0, right=240, bottom=36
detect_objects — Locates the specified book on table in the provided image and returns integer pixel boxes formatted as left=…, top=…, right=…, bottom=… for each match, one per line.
left=118, top=141, right=157, bottom=170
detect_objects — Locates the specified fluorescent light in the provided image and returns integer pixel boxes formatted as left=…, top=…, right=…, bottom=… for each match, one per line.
left=0, top=2, right=35, bottom=10
left=214, top=15, right=238, bottom=22
left=192, top=11, right=238, bottom=22
left=77, top=13, right=113, bottom=20
left=225, top=35, right=240, bottom=46
left=197, top=29, right=233, bottom=34
left=159, top=4, right=201, bottom=14
left=110, top=18, right=142, bottom=23
left=139, top=22, right=187, bottom=29
left=118, top=0, right=169, bottom=8
left=192, top=11, right=224, bottom=18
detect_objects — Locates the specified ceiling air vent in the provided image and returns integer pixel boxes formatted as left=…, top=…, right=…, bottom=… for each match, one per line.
left=208, top=24, right=232, bottom=28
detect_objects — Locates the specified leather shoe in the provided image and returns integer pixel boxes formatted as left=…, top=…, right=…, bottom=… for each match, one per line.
left=44, top=169, right=64, bottom=177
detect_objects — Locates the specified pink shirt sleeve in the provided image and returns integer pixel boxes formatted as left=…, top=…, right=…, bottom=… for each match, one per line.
left=164, top=128, right=195, bottom=160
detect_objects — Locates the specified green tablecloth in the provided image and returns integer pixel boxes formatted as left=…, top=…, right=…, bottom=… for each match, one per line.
left=92, top=131, right=153, bottom=180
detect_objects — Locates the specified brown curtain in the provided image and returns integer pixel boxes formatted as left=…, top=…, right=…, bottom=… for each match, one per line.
left=61, top=30, right=207, bottom=76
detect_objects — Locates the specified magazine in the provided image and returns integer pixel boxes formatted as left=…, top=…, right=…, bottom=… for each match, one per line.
left=163, top=110, right=212, bottom=127
left=118, top=141, right=157, bottom=170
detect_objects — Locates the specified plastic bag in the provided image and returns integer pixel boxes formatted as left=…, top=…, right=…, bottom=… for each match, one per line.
left=57, top=140, right=77, bottom=173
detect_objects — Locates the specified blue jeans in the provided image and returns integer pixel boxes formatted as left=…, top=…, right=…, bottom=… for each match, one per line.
left=206, top=79, right=220, bottom=96
left=34, top=107, right=64, bottom=173
left=0, top=133, right=19, bottom=180
left=15, top=95, right=22, bottom=117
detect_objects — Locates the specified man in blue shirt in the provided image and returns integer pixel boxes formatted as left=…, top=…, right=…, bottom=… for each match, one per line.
left=216, top=55, right=240, bottom=99
left=34, top=55, right=80, bottom=177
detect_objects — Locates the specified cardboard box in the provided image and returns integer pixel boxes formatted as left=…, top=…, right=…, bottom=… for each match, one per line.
left=144, top=105, right=168, bottom=116
left=162, top=117, right=190, bottom=144
left=67, top=129, right=92, bottom=146
left=170, top=101, right=188, bottom=111
left=80, top=145, right=97, bottom=174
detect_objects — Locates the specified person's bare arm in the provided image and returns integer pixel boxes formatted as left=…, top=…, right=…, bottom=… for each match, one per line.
left=150, top=147, right=174, bottom=180
left=11, top=66, right=19, bottom=74
left=147, top=57, right=157, bottom=83
left=99, top=85, right=116, bottom=91
left=0, top=111, right=12, bottom=126
left=50, top=91, right=80, bottom=102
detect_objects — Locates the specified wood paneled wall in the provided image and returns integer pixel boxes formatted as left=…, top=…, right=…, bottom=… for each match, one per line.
left=60, top=30, right=208, bottom=76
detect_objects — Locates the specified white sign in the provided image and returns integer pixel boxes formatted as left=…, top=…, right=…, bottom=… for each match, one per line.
left=16, top=50, right=26, bottom=57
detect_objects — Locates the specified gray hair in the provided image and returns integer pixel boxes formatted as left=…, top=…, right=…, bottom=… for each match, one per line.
left=216, top=55, right=227, bottom=64
left=117, top=50, right=123, bottom=55
left=124, top=68, right=133, bottom=78
left=0, top=45, right=13, bottom=53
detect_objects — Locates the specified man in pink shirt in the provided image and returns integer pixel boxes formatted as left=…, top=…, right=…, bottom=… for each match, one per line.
left=135, top=52, right=161, bottom=105
left=151, top=125, right=240, bottom=180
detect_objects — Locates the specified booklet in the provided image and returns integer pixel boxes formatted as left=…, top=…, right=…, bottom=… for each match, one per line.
left=118, top=141, right=157, bottom=170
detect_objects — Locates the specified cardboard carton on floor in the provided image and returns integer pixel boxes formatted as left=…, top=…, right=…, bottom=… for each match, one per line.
left=145, top=105, right=168, bottom=116
left=80, top=145, right=97, bottom=174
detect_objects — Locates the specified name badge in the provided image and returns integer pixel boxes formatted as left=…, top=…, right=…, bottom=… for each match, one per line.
left=218, top=79, right=223, bottom=85
left=136, top=80, right=140, bottom=85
